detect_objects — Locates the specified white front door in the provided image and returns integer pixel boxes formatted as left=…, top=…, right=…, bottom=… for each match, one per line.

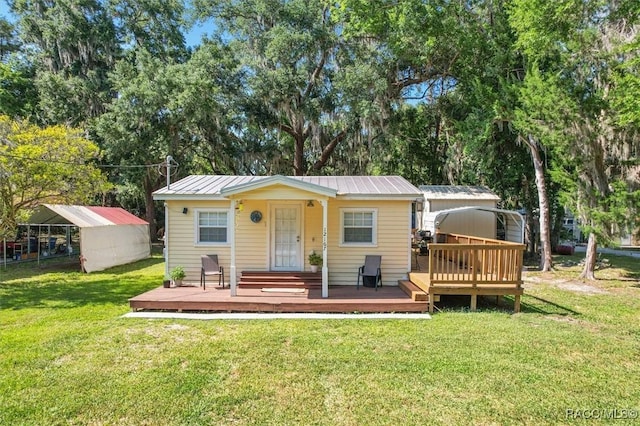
left=271, top=204, right=302, bottom=271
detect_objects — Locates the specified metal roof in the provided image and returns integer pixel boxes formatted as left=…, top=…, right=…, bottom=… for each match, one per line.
left=27, top=204, right=148, bottom=227
left=419, top=185, right=500, bottom=201
left=153, top=175, right=422, bottom=199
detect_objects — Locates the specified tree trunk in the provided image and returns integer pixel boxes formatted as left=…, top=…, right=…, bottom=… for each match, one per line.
left=312, top=130, right=346, bottom=171
left=524, top=134, right=553, bottom=271
left=293, top=134, right=305, bottom=176
left=578, top=232, right=597, bottom=280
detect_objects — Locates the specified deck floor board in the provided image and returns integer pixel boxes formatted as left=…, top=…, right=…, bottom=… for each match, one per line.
left=129, top=285, right=427, bottom=313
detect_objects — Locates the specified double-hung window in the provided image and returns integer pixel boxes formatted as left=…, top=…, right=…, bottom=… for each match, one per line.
left=341, top=208, right=377, bottom=246
left=197, top=210, right=228, bottom=244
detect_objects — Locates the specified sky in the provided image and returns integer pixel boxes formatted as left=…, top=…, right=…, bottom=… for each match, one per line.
left=0, top=2, right=12, bottom=20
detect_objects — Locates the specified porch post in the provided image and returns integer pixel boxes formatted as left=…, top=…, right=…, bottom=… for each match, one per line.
left=321, top=199, right=328, bottom=298
left=230, top=200, right=238, bottom=296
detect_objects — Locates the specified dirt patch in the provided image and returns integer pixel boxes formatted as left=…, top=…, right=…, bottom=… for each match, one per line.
left=523, top=275, right=548, bottom=284
left=165, top=323, right=189, bottom=331
left=544, top=315, right=602, bottom=332
left=523, top=273, right=609, bottom=294
left=556, top=281, right=608, bottom=295
left=523, top=271, right=563, bottom=284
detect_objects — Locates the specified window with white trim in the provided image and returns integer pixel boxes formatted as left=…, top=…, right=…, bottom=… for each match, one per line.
left=341, top=209, right=377, bottom=245
left=197, top=210, right=228, bottom=244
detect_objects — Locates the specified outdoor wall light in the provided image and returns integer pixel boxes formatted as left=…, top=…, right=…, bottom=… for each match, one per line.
left=237, top=200, right=244, bottom=211
left=307, top=200, right=314, bottom=207
left=182, top=207, right=188, bottom=214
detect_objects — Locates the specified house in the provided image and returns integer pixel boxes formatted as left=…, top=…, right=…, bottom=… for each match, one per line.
left=153, top=175, right=423, bottom=298
left=419, top=185, right=524, bottom=243
left=563, top=208, right=640, bottom=247
left=561, top=209, right=583, bottom=242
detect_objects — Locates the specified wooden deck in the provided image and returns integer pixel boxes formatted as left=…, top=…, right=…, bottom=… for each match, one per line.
left=130, top=233, right=523, bottom=314
left=410, top=233, right=524, bottom=313
left=129, top=285, right=428, bottom=313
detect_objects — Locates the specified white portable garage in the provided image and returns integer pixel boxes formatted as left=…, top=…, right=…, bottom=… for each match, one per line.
left=28, top=204, right=150, bottom=272
left=422, top=206, right=525, bottom=243
left=418, top=185, right=524, bottom=243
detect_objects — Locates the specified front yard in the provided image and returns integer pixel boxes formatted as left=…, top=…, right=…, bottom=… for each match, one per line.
left=1, top=253, right=638, bottom=425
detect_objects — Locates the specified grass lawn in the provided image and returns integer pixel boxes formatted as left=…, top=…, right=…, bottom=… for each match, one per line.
left=1, top=253, right=639, bottom=425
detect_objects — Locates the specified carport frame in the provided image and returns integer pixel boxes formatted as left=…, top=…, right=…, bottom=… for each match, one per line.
left=421, top=206, right=525, bottom=244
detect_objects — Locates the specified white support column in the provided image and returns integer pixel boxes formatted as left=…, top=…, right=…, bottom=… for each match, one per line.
left=163, top=202, right=169, bottom=278
left=230, top=200, right=238, bottom=296
left=321, top=199, right=329, bottom=298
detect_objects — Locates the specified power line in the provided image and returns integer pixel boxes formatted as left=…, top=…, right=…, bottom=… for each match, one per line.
left=0, top=152, right=167, bottom=169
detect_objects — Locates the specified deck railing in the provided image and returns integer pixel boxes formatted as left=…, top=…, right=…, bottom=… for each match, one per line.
left=427, top=233, right=525, bottom=286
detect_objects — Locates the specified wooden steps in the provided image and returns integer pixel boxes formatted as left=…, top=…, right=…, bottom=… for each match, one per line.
left=398, top=280, right=439, bottom=302
left=398, top=280, right=427, bottom=301
left=408, top=272, right=430, bottom=293
left=238, top=271, right=322, bottom=289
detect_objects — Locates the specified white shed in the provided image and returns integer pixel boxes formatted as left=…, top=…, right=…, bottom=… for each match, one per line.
left=419, top=185, right=524, bottom=243
left=28, top=204, right=150, bottom=272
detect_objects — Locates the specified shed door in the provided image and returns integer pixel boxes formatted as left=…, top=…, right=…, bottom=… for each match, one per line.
left=271, top=205, right=302, bottom=271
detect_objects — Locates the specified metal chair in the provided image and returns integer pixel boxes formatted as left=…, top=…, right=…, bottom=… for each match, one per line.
left=200, top=254, right=225, bottom=290
left=357, top=255, right=382, bottom=290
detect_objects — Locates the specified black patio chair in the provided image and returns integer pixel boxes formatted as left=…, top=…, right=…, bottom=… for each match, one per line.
left=357, top=255, right=382, bottom=291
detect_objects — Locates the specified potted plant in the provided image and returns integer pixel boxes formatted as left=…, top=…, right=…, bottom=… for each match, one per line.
left=308, top=250, right=322, bottom=273
left=170, top=266, right=186, bottom=287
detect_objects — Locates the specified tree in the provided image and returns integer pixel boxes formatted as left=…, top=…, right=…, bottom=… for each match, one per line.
left=195, top=0, right=395, bottom=176
left=0, top=115, right=111, bottom=239
left=509, top=0, right=640, bottom=278
left=108, top=0, right=188, bottom=61
left=372, top=104, right=449, bottom=185
left=96, top=41, right=240, bottom=237
left=96, top=49, right=182, bottom=238
left=0, top=17, right=20, bottom=61
left=612, top=39, right=640, bottom=128
left=336, top=0, right=472, bottom=180
left=0, top=17, right=38, bottom=119
left=511, top=68, right=573, bottom=271
left=11, top=0, right=120, bottom=126
left=0, top=62, right=38, bottom=118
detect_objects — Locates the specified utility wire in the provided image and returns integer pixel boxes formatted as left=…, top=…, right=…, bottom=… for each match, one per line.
left=0, top=152, right=166, bottom=169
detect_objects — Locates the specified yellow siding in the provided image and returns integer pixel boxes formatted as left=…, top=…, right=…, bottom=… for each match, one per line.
left=166, top=195, right=413, bottom=286
left=236, top=184, right=319, bottom=200
left=303, top=202, right=324, bottom=268
left=234, top=199, right=269, bottom=273
left=325, top=200, right=411, bottom=286
left=166, top=200, right=232, bottom=283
